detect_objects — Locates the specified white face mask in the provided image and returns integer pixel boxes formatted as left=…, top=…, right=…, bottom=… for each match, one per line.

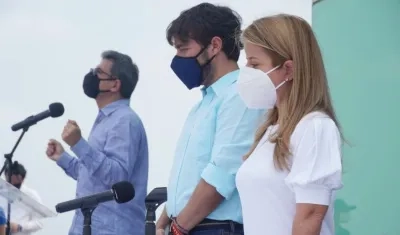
left=237, top=66, right=287, bottom=109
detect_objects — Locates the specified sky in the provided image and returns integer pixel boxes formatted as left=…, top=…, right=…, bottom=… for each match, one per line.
left=0, top=0, right=311, bottom=234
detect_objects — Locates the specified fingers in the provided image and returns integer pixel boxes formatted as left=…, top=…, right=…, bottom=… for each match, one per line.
left=48, top=139, right=59, bottom=145
left=46, top=148, right=54, bottom=156
left=68, top=120, right=78, bottom=127
left=63, top=123, right=71, bottom=132
left=47, top=139, right=60, bottom=155
left=63, top=120, right=78, bottom=134
left=46, top=142, right=55, bottom=156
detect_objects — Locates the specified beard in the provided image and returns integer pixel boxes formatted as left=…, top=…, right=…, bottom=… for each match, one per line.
left=202, top=63, right=214, bottom=84
left=200, top=51, right=216, bottom=86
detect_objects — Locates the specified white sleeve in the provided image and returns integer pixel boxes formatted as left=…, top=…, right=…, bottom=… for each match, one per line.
left=20, top=188, right=44, bottom=232
left=284, top=117, right=343, bottom=205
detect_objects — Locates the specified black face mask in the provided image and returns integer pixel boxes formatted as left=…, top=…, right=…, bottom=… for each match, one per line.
left=13, top=183, right=22, bottom=189
left=83, top=71, right=116, bottom=99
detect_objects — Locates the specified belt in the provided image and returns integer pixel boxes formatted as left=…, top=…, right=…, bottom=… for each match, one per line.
left=190, top=218, right=243, bottom=233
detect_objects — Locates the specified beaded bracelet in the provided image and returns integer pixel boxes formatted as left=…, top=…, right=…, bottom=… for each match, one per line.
left=171, top=218, right=189, bottom=235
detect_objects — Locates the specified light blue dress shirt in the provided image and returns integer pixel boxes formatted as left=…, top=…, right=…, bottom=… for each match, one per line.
left=166, top=70, right=266, bottom=223
left=57, top=99, right=149, bottom=235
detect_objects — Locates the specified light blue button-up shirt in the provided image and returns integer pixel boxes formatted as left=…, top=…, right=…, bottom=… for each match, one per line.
left=166, top=70, right=266, bottom=223
left=57, top=99, right=149, bottom=235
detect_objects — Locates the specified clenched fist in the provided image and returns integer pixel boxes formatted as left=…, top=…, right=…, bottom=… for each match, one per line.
left=46, top=139, right=65, bottom=161
left=8, top=222, right=20, bottom=233
left=62, top=120, right=82, bottom=147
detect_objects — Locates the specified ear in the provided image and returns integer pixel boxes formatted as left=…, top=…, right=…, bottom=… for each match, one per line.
left=209, top=36, right=223, bottom=56
left=283, top=60, right=294, bottom=81
left=110, top=79, right=121, bottom=93
left=16, top=175, right=23, bottom=181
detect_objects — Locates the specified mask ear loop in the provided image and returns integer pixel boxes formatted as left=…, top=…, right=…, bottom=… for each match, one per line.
left=266, top=65, right=281, bottom=75
left=266, top=65, right=288, bottom=90
left=275, top=78, right=290, bottom=90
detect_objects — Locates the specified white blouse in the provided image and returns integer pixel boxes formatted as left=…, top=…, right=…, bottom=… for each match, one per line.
left=236, top=112, right=343, bottom=235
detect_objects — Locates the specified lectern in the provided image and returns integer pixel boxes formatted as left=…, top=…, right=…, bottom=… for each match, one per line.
left=0, top=178, right=56, bottom=232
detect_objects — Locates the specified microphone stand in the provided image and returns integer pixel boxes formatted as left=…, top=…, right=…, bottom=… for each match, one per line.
left=145, top=204, right=157, bottom=235
left=80, top=200, right=98, bottom=235
left=145, top=187, right=167, bottom=235
left=0, top=126, right=29, bottom=235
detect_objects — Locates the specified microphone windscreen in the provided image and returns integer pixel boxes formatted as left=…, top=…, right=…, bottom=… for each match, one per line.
left=112, top=181, right=135, bottom=203
left=49, top=102, right=65, bottom=118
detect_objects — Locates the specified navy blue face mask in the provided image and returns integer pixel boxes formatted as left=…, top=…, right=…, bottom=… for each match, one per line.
left=170, top=47, right=215, bottom=90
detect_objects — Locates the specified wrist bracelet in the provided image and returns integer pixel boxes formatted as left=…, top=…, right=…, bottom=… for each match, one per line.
left=171, top=219, right=189, bottom=235
left=171, top=223, right=186, bottom=235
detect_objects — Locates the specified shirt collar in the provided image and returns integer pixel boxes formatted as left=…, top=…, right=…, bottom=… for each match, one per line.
left=100, top=99, right=130, bottom=116
left=201, top=70, right=239, bottom=97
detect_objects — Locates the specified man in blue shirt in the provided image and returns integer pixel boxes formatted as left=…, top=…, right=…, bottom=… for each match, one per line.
left=156, top=3, right=266, bottom=235
left=46, top=51, right=149, bottom=235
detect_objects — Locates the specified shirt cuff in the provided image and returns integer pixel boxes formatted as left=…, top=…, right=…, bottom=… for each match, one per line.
left=293, top=185, right=332, bottom=205
left=56, top=152, right=74, bottom=169
left=201, top=163, right=236, bottom=199
left=71, top=138, right=91, bottom=160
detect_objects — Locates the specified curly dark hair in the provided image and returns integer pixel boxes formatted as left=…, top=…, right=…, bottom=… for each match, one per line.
left=166, top=2, right=243, bottom=61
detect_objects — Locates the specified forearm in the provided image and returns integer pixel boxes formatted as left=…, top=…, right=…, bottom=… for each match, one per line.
left=72, top=138, right=129, bottom=185
left=292, top=213, right=324, bottom=235
left=56, top=152, right=80, bottom=180
left=156, top=207, right=170, bottom=230
left=176, top=180, right=223, bottom=230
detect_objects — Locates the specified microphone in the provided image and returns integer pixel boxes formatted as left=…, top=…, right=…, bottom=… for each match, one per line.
left=11, top=102, right=65, bottom=132
left=55, top=181, right=135, bottom=213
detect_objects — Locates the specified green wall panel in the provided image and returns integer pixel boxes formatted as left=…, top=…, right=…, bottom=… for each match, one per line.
left=313, top=0, right=400, bottom=234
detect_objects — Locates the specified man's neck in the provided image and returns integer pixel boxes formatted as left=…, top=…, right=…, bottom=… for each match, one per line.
left=96, top=95, right=122, bottom=109
left=204, top=61, right=239, bottom=87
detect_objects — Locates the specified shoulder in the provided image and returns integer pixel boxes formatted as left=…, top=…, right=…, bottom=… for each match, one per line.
left=21, top=185, right=42, bottom=202
left=291, top=111, right=342, bottom=149
left=111, top=107, right=145, bottom=130
left=285, top=111, right=343, bottom=192
left=221, top=78, right=242, bottom=101
left=219, top=82, right=266, bottom=120
left=219, top=81, right=260, bottom=110
left=294, top=111, right=340, bottom=135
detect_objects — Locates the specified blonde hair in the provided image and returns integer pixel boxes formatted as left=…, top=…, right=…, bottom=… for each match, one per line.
left=242, top=14, right=343, bottom=170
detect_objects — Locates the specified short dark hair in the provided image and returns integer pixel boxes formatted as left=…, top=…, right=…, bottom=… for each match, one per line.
left=101, top=50, right=139, bottom=98
left=166, top=3, right=242, bottom=61
left=5, top=161, right=26, bottom=179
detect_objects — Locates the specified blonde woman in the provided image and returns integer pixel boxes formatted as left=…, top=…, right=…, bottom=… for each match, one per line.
left=235, top=14, right=343, bottom=235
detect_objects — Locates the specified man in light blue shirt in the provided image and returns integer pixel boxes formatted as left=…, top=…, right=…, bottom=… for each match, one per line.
left=156, top=3, right=265, bottom=235
left=46, top=51, right=148, bottom=235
